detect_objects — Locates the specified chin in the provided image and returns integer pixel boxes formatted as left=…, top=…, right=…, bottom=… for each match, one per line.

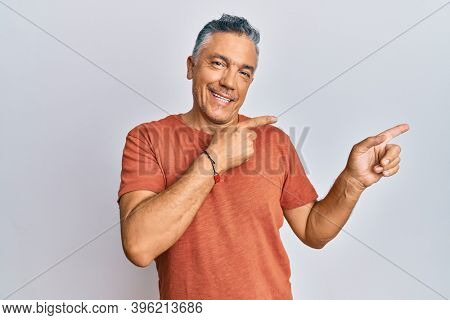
left=205, top=112, right=230, bottom=124
left=201, top=105, right=237, bottom=124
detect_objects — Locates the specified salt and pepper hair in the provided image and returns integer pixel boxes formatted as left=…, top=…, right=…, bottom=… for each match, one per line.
left=192, top=14, right=260, bottom=65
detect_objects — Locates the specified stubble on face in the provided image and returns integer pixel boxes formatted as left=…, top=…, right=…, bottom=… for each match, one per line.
left=188, top=32, right=258, bottom=127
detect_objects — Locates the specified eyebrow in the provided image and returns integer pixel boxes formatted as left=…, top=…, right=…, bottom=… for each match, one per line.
left=207, top=53, right=255, bottom=74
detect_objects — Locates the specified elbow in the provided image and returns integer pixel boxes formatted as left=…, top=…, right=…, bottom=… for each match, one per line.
left=304, top=234, right=329, bottom=250
left=130, top=255, right=153, bottom=268
left=123, top=244, right=155, bottom=268
left=120, top=226, right=156, bottom=267
left=307, top=241, right=327, bottom=250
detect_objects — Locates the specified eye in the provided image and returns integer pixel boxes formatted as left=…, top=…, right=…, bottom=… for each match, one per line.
left=212, top=61, right=224, bottom=67
left=240, top=71, right=251, bottom=78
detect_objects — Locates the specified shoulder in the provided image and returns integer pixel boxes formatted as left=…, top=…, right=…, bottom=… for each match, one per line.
left=126, top=114, right=178, bottom=140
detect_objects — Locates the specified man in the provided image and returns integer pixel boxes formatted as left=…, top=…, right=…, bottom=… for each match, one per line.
left=117, top=14, right=409, bottom=299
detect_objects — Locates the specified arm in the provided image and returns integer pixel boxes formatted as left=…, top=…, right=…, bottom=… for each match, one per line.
left=304, top=169, right=364, bottom=249
left=120, top=153, right=215, bottom=267
left=283, top=170, right=363, bottom=249
left=285, top=123, right=409, bottom=249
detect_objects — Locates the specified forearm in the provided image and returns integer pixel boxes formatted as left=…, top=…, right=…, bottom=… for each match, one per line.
left=305, top=169, right=365, bottom=248
left=122, top=153, right=215, bottom=265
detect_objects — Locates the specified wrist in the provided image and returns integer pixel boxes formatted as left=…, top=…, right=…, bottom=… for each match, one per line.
left=204, top=148, right=224, bottom=173
left=202, top=150, right=221, bottom=183
left=192, top=153, right=215, bottom=178
left=340, top=169, right=366, bottom=195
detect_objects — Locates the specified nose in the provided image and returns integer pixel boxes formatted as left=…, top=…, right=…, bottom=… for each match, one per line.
left=219, top=68, right=237, bottom=91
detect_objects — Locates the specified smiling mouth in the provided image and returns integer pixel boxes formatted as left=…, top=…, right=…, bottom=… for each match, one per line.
left=209, top=89, right=235, bottom=105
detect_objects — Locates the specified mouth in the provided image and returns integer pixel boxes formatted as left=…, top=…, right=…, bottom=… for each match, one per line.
left=209, top=89, right=235, bottom=106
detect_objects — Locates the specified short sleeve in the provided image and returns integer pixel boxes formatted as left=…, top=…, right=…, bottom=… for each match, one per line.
left=280, top=138, right=318, bottom=210
left=117, top=125, right=166, bottom=203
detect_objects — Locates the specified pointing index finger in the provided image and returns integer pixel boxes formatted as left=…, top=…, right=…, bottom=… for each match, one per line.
left=238, top=116, right=278, bottom=129
left=377, top=123, right=410, bottom=142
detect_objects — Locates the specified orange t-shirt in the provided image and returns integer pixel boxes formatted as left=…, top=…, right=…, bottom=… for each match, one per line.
left=117, top=113, right=318, bottom=299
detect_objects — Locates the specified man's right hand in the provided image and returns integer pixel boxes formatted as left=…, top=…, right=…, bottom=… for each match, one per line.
left=205, top=115, right=278, bottom=173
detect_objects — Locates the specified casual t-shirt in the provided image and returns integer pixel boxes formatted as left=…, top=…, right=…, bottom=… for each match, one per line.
left=117, top=113, right=318, bottom=299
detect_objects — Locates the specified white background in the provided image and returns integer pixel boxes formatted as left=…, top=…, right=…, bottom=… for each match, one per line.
left=1, top=0, right=449, bottom=299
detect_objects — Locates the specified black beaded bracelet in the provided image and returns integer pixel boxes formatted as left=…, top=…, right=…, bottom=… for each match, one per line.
left=202, top=150, right=220, bottom=183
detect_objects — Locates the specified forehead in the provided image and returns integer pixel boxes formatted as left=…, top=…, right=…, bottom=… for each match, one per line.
left=200, top=32, right=258, bottom=67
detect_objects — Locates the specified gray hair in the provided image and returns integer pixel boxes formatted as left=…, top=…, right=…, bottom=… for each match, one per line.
left=192, top=14, right=260, bottom=64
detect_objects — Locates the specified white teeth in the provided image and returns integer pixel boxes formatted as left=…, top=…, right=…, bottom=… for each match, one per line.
left=212, top=91, right=231, bottom=103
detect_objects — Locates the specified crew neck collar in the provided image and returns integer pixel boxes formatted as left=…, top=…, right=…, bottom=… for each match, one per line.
left=174, top=113, right=245, bottom=136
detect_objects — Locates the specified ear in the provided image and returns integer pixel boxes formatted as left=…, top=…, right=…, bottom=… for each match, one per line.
left=187, top=56, right=195, bottom=80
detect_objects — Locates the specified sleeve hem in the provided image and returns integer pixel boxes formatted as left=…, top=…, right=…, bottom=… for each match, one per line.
left=281, top=189, right=319, bottom=210
left=117, top=182, right=163, bottom=204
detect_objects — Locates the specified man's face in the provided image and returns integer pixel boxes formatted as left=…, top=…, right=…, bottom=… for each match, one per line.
left=187, top=32, right=258, bottom=124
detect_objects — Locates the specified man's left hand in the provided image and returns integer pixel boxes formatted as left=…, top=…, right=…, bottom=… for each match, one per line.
left=344, top=124, right=410, bottom=190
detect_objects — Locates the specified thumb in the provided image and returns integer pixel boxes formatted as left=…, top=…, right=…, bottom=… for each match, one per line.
left=354, top=134, right=387, bottom=153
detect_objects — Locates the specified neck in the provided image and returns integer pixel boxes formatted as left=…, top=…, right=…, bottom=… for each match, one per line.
left=182, top=107, right=239, bottom=135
